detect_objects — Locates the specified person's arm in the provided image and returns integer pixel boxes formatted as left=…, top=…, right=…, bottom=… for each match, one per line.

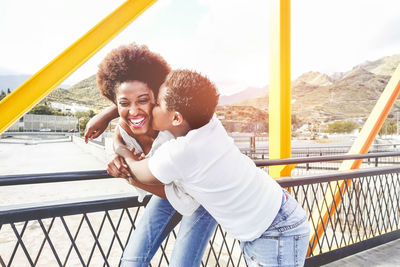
left=113, top=125, right=125, bottom=151
left=126, top=178, right=166, bottom=199
left=84, top=105, right=119, bottom=143
left=116, top=146, right=162, bottom=185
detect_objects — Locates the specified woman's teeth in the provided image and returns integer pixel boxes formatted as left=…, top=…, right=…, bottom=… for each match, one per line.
left=129, top=117, right=145, bottom=126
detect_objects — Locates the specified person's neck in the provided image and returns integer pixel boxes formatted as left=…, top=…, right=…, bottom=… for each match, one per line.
left=133, top=128, right=158, bottom=155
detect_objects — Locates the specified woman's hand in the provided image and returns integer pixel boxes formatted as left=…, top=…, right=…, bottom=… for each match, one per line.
left=107, top=154, right=131, bottom=179
left=84, top=105, right=119, bottom=143
left=84, top=114, right=109, bottom=143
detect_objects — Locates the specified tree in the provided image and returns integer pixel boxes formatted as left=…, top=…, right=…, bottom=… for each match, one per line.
left=327, top=121, right=358, bottom=134
left=7, top=88, right=11, bottom=94
left=75, top=110, right=97, bottom=134
left=379, top=120, right=397, bottom=135
left=29, top=105, right=55, bottom=115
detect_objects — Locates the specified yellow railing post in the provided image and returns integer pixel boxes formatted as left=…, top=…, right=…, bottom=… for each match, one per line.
left=269, top=0, right=292, bottom=178
left=0, top=0, right=157, bottom=134
left=308, top=64, right=400, bottom=256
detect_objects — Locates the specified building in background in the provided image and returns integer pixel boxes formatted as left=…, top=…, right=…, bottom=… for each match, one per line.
left=6, top=114, right=78, bottom=132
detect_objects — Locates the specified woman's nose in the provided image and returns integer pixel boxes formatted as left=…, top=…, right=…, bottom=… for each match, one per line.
left=129, top=105, right=138, bottom=115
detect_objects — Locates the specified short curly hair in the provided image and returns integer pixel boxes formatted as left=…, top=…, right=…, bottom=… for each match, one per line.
left=163, top=69, right=219, bottom=129
left=97, top=43, right=171, bottom=104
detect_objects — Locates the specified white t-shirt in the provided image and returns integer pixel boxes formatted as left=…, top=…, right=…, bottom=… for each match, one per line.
left=149, top=116, right=283, bottom=241
left=119, top=125, right=200, bottom=215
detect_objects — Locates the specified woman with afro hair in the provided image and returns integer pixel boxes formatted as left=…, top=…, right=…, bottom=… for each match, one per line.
left=85, top=43, right=217, bottom=267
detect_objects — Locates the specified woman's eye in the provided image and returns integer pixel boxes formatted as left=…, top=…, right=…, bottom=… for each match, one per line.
left=119, top=102, right=128, bottom=106
left=138, top=98, right=150, bottom=104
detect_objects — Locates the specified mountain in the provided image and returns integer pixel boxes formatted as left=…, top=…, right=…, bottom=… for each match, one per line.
left=45, top=75, right=110, bottom=111
left=353, top=54, right=400, bottom=76
left=0, top=74, right=31, bottom=92
left=232, top=54, right=400, bottom=123
left=219, top=86, right=268, bottom=105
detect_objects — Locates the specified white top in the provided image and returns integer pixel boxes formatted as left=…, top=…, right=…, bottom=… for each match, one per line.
left=149, top=116, right=283, bottom=241
left=119, top=125, right=200, bottom=215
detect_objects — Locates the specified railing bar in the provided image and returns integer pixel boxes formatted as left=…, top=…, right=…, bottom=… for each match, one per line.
left=226, top=238, right=237, bottom=267
left=83, top=213, right=110, bottom=267
left=104, top=209, right=126, bottom=267
left=377, top=174, right=389, bottom=234
left=0, top=255, right=5, bottom=267
left=38, top=219, right=63, bottom=266
left=203, top=226, right=220, bottom=267
left=2, top=152, right=400, bottom=186
left=215, top=226, right=230, bottom=265
left=63, top=215, right=85, bottom=266
left=34, top=218, right=56, bottom=266
left=118, top=207, right=142, bottom=267
left=347, top=183, right=358, bottom=245
left=0, top=194, right=147, bottom=224
left=365, top=176, right=377, bottom=238
left=219, top=230, right=235, bottom=267
left=104, top=211, right=125, bottom=257
left=158, top=234, right=172, bottom=267
left=11, top=223, right=35, bottom=266
left=387, top=173, right=397, bottom=230
left=370, top=177, right=381, bottom=236
left=7, top=221, right=28, bottom=267
left=60, top=216, right=86, bottom=267
left=0, top=170, right=111, bottom=186
left=255, top=151, right=400, bottom=166
left=357, top=179, right=368, bottom=241
left=308, top=184, right=320, bottom=256
left=328, top=181, right=342, bottom=250
left=381, top=174, right=393, bottom=231
left=87, top=212, right=107, bottom=266
left=319, top=183, right=332, bottom=252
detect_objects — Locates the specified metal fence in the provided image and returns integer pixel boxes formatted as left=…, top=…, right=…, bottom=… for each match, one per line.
left=241, top=143, right=400, bottom=160
left=1, top=154, right=399, bottom=266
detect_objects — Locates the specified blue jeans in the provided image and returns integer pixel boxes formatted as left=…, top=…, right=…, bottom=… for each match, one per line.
left=240, top=190, right=310, bottom=267
left=121, top=195, right=217, bottom=267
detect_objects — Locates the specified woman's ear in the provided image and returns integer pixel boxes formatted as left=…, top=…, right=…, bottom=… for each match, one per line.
left=172, top=111, right=184, bottom=126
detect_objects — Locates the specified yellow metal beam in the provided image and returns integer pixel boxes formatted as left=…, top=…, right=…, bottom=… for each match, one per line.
left=308, top=64, right=400, bottom=255
left=0, top=0, right=157, bottom=134
left=269, top=0, right=292, bottom=178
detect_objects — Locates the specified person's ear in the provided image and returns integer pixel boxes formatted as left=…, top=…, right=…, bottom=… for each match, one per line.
left=172, top=111, right=184, bottom=126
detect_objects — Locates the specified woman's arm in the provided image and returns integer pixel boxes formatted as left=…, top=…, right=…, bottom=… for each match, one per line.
left=84, top=105, right=119, bottom=143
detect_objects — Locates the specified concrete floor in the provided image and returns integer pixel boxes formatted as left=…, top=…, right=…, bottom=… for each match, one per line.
left=0, top=139, right=138, bottom=207
left=323, top=238, right=400, bottom=267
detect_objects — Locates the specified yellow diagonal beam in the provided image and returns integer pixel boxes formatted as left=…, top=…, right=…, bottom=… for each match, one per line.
left=269, top=0, right=292, bottom=178
left=0, top=0, right=157, bottom=134
left=308, top=64, right=400, bottom=256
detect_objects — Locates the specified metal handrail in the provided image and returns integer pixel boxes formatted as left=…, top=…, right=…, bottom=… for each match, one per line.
left=2, top=151, right=400, bottom=186
left=1, top=164, right=399, bottom=266
left=255, top=151, right=400, bottom=166
left=2, top=165, right=399, bottom=224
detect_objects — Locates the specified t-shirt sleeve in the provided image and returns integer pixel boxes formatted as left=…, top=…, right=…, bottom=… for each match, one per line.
left=148, top=140, right=181, bottom=184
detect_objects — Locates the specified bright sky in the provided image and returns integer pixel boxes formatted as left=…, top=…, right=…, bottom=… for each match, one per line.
left=0, top=0, right=399, bottom=96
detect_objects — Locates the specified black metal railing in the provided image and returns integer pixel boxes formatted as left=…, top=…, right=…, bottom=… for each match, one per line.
left=241, top=143, right=400, bottom=160
left=1, top=154, right=399, bottom=266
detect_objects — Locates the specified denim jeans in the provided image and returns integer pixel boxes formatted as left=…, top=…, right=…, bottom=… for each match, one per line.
left=121, top=195, right=217, bottom=267
left=240, top=190, right=310, bottom=267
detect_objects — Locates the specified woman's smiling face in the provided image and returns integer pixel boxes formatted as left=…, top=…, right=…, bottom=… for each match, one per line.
left=116, top=80, right=154, bottom=136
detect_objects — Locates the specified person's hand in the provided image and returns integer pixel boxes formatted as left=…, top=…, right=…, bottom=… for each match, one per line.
left=107, top=155, right=131, bottom=179
left=115, top=145, right=145, bottom=161
left=84, top=114, right=109, bottom=143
